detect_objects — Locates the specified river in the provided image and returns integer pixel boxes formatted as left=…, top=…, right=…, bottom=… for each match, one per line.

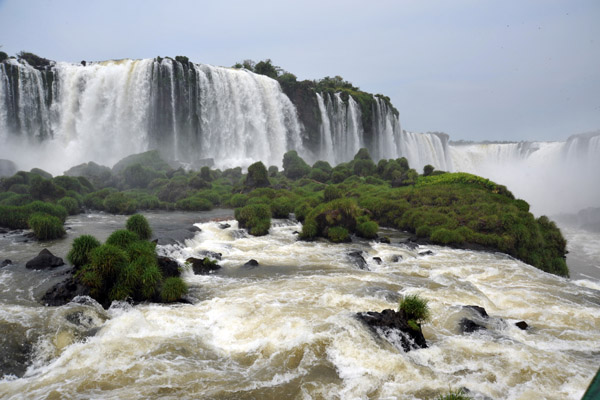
left=0, top=211, right=598, bottom=399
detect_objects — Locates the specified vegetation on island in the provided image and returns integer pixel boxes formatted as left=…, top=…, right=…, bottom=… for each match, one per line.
left=69, top=214, right=186, bottom=306
left=0, top=146, right=568, bottom=277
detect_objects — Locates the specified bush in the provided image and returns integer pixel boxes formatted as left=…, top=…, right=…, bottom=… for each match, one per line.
left=356, top=219, right=378, bottom=239
left=270, top=196, right=294, bottom=218
left=245, top=161, right=270, bottom=189
left=160, top=277, right=188, bottom=302
left=67, top=235, right=101, bottom=268
left=323, top=185, right=342, bottom=202
left=293, top=202, right=312, bottom=222
left=436, top=389, right=471, bottom=400
left=106, top=229, right=139, bottom=249
left=88, top=244, right=129, bottom=280
left=235, top=204, right=271, bottom=236
left=176, top=196, right=213, bottom=211
left=282, top=150, right=311, bottom=180
left=423, top=164, right=434, bottom=176
left=229, top=193, right=248, bottom=208
left=309, top=168, right=330, bottom=183
left=430, top=228, right=465, bottom=245
left=27, top=213, right=66, bottom=240
left=126, top=214, right=152, bottom=240
left=103, top=192, right=137, bottom=214
left=58, top=197, right=80, bottom=215
left=326, top=226, right=350, bottom=243
left=399, top=294, right=430, bottom=324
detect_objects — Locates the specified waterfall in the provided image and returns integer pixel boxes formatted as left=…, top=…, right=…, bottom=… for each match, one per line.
left=0, top=58, right=303, bottom=173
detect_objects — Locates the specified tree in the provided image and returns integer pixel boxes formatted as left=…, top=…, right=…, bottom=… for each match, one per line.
left=423, top=164, right=435, bottom=176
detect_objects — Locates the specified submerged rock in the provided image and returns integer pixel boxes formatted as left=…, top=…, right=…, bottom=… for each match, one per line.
left=391, top=255, right=403, bottom=263
left=372, top=257, right=382, bottom=265
left=218, top=223, right=231, bottom=230
left=197, top=250, right=222, bottom=260
left=41, top=276, right=90, bottom=306
left=398, top=240, right=419, bottom=251
left=243, top=259, right=259, bottom=268
left=1, top=259, right=12, bottom=268
left=357, top=309, right=427, bottom=352
left=418, top=250, right=434, bottom=256
left=348, top=250, right=369, bottom=270
left=186, top=257, right=221, bottom=275
left=459, top=305, right=489, bottom=333
left=376, top=236, right=391, bottom=244
left=463, top=305, right=489, bottom=318
left=25, top=249, right=64, bottom=270
left=459, top=318, right=486, bottom=333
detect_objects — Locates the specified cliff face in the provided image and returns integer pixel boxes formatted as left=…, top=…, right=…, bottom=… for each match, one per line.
left=279, top=79, right=322, bottom=155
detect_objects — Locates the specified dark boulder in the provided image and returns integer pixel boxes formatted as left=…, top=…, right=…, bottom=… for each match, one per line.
left=418, top=250, right=434, bottom=256
left=198, top=250, right=222, bottom=260
left=188, top=226, right=202, bottom=233
left=1, top=259, right=12, bottom=268
left=348, top=251, right=369, bottom=270
left=376, top=236, right=391, bottom=244
left=218, top=223, right=231, bottom=230
left=463, top=305, right=489, bottom=318
left=243, top=259, right=259, bottom=268
left=41, top=276, right=90, bottom=306
left=459, top=318, right=486, bottom=333
left=25, top=249, right=65, bottom=270
left=186, top=257, right=221, bottom=275
left=372, top=257, right=382, bottom=265
left=157, top=256, right=180, bottom=278
left=398, top=240, right=419, bottom=251
left=357, top=309, right=427, bottom=352
left=515, top=321, right=529, bottom=330
left=391, top=255, right=403, bottom=262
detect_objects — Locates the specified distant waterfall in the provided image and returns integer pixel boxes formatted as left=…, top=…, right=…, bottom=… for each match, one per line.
left=0, top=58, right=303, bottom=172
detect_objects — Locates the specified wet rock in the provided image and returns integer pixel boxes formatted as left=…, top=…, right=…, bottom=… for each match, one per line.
left=372, top=257, right=382, bottom=265
left=357, top=309, right=427, bottom=352
left=1, top=259, right=12, bottom=268
left=41, top=276, right=90, bottom=306
left=376, top=236, right=391, bottom=244
left=0, top=321, right=32, bottom=378
left=218, top=223, right=231, bottom=229
left=391, top=255, right=403, bottom=262
left=418, top=250, right=434, bottom=256
left=243, top=259, right=259, bottom=268
left=197, top=250, right=222, bottom=260
left=157, top=256, right=180, bottom=278
left=188, top=226, right=202, bottom=233
left=186, top=257, right=221, bottom=275
left=292, top=231, right=300, bottom=235
left=0, top=227, right=9, bottom=234
left=348, top=251, right=369, bottom=270
left=398, top=240, right=419, bottom=250
left=459, top=318, right=486, bottom=333
left=25, top=249, right=65, bottom=270
left=463, top=305, right=489, bottom=318
left=515, top=321, right=529, bottom=330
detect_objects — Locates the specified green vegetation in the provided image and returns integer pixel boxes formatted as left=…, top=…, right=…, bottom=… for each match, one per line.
left=0, top=145, right=568, bottom=276
left=436, top=389, right=472, bottom=400
left=126, top=214, right=153, bottom=240
left=71, top=216, right=187, bottom=306
left=27, top=213, right=65, bottom=240
left=399, top=294, right=430, bottom=325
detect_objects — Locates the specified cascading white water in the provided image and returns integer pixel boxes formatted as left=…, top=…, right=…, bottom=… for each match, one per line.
left=0, top=59, right=304, bottom=173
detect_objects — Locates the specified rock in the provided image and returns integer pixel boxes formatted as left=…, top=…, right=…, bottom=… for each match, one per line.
left=0, top=227, right=9, bottom=234
left=418, top=250, right=434, bottom=256
left=157, top=256, right=180, bottom=278
left=186, top=257, right=221, bottom=275
left=292, top=231, right=300, bottom=235
left=398, top=240, right=419, bottom=250
left=372, top=257, right=382, bottom=265
left=218, top=223, right=231, bottom=229
left=515, top=321, right=529, bottom=330
left=188, top=226, right=202, bottom=233
left=1, top=259, right=12, bottom=268
left=459, top=318, right=486, bottom=333
left=463, top=305, right=489, bottom=318
left=357, top=309, right=427, bottom=352
left=197, top=250, right=222, bottom=260
left=348, top=251, right=369, bottom=270
left=391, top=255, right=403, bottom=262
left=0, top=159, right=17, bottom=177
left=25, top=249, right=65, bottom=270
left=41, top=276, right=90, bottom=306
left=243, top=259, right=259, bottom=268
left=376, top=236, right=391, bottom=244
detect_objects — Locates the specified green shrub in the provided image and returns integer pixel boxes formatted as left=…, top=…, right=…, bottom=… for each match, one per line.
left=356, top=219, right=378, bottom=239
left=103, top=192, right=137, bottom=214
left=282, top=150, right=311, bottom=179
left=88, top=244, right=128, bottom=281
left=106, top=229, right=139, bottom=249
left=324, top=185, right=342, bottom=202
left=58, top=197, right=80, bottom=215
left=326, top=226, right=350, bottom=243
left=176, top=196, right=213, bottom=211
left=67, top=235, right=101, bottom=268
left=270, top=196, right=294, bottom=218
left=293, top=202, right=312, bottom=222
left=27, top=213, right=66, bottom=240
left=309, top=168, right=330, bottom=183
left=140, top=264, right=163, bottom=299
left=160, top=277, right=188, bottom=302
left=245, top=161, right=270, bottom=189
left=423, top=164, right=434, bottom=176
left=235, top=204, right=271, bottom=236
left=436, top=389, right=471, bottom=400
left=229, top=193, right=248, bottom=208
left=398, top=294, right=430, bottom=324
left=126, top=214, right=152, bottom=240
left=430, top=228, right=465, bottom=245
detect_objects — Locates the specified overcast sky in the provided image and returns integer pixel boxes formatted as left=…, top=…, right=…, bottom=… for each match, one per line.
left=1, top=0, right=598, bottom=141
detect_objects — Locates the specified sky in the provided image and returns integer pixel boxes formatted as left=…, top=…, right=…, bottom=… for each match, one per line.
left=0, top=0, right=598, bottom=142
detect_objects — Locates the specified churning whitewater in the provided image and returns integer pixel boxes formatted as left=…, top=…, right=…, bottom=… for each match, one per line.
left=0, top=214, right=598, bottom=399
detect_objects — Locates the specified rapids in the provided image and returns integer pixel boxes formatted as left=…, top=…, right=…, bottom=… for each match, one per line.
left=0, top=212, right=598, bottom=399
